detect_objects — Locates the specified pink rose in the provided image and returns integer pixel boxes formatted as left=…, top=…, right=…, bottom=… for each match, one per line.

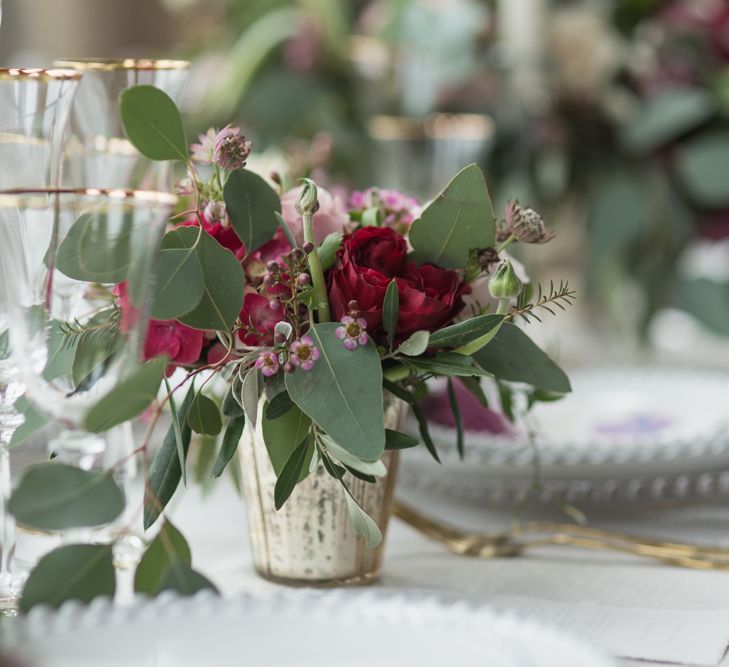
left=280, top=185, right=350, bottom=245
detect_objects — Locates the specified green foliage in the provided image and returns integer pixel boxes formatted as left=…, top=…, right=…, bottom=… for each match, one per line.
left=447, top=378, right=465, bottom=459
left=409, top=164, right=495, bottom=269
left=677, top=278, right=729, bottom=336
left=274, top=435, right=314, bottom=509
left=320, top=436, right=386, bottom=477
left=623, top=88, right=714, bottom=154
left=472, top=323, right=571, bottom=393
left=343, top=487, right=382, bottom=548
left=404, top=351, right=491, bottom=377
left=675, top=131, right=729, bottom=208
left=224, top=169, right=281, bottom=254
left=222, top=376, right=245, bottom=418
left=10, top=396, right=49, bottom=447
left=84, top=357, right=168, bottom=433
left=187, top=391, right=222, bottom=436
left=9, top=463, right=124, bottom=530
left=285, top=322, right=385, bottom=461
left=429, top=314, right=503, bottom=350
left=411, top=401, right=440, bottom=463
left=396, top=330, right=430, bottom=356
left=144, top=385, right=195, bottom=530
left=70, top=310, right=122, bottom=389
left=20, top=544, right=115, bottom=614
left=151, top=248, right=205, bottom=320
left=382, top=279, right=399, bottom=349
left=119, top=85, right=188, bottom=161
left=159, top=563, right=218, bottom=596
left=262, top=402, right=312, bottom=477
left=384, top=429, right=419, bottom=450
left=318, top=232, right=344, bottom=270
left=162, top=226, right=245, bottom=331
left=212, top=416, right=246, bottom=478
left=134, top=519, right=191, bottom=596
left=264, top=391, right=294, bottom=420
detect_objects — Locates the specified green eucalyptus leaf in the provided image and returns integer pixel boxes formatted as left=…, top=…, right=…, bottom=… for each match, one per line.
left=385, top=429, right=419, bottom=450
left=382, top=379, right=415, bottom=404
left=274, top=435, right=314, bottom=509
left=320, top=435, right=386, bottom=477
left=224, top=169, right=281, bottom=254
left=241, top=369, right=261, bottom=428
left=411, top=401, right=440, bottom=463
left=262, top=402, right=311, bottom=478
left=119, top=85, right=188, bottom=161
left=382, top=279, right=399, bottom=349
left=0, top=329, right=9, bottom=360
left=222, top=376, right=245, bottom=418
left=144, top=385, right=195, bottom=530
left=134, top=519, right=191, bottom=596
left=84, top=357, right=167, bottom=433
left=361, top=207, right=384, bottom=227
left=187, top=391, right=222, bottom=436
left=318, top=232, right=343, bottom=271
left=396, top=330, right=430, bottom=356
left=404, top=351, right=490, bottom=377
left=9, top=463, right=124, bottom=530
left=211, top=415, right=246, bottom=478
left=447, top=378, right=465, bottom=459
left=472, top=322, right=571, bottom=393
left=56, top=213, right=134, bottom=284
left=675, top=131, right=729, bottom=208
left=151, top=247, right=205, bottom=320
left=163, top=226, right=244, bottom=331
left=159, top=562, right=218, bottom=596
left=409, top=164, right=495, bottom=269
left=9, top=396, right=49, bottom=447
left=20, top=544, right=115, bottom=614
left=285, top=322, right=385, bottom=461
left=343, top=487, right=382, bottom=548
left=430, top=314, right=503, bottom=350
left=265, top=390, right=293, bottom=420
left=165, top=378, right=188, bottom=487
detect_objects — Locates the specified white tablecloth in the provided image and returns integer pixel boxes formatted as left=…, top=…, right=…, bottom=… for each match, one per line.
left=151, top=476, right=729, bottom=667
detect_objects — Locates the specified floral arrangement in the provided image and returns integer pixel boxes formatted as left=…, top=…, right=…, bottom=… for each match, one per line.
left=7, top=84, right=573, bottom=611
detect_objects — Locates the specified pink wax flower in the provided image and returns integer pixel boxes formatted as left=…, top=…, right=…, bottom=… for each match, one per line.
left=289, top=336, right=320, bottom=371
left=255, top=350, right=280, bottom=377
left=280, top=185, right=350, bottom=245
left=335, top=315, right=369, bottom=350
left=191, top=128, right=217, bottom=164
left=238, top=293, right=281, bottom=347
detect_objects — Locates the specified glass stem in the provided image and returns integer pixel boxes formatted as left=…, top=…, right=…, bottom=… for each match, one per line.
left=0, top=439, right=16, bottom=588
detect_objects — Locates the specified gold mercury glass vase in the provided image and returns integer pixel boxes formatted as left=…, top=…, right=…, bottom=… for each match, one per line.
left=239, top=395, right=405, bottom=586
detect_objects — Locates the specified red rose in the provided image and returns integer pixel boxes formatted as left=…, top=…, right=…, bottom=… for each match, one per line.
left=144, top=320, right=205, bottom=375
left=179, top=212, right=246, bottom=260
left=327, top=227, right=468, bottom=343
left=238, top=292, right=281, bottom=346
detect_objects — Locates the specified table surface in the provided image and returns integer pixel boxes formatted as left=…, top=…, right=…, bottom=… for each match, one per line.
left=135, top=471, right=729, bottom=667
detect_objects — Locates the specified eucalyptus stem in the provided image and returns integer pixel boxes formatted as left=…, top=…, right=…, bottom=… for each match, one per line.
left=303, top=212, right=331, bottom=322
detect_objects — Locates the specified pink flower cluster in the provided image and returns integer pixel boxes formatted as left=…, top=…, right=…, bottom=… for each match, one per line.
left=350, top=188, right=420, bottom=229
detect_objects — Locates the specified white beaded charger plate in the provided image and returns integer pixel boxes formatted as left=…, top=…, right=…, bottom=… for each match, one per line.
left=400, top=366, right=729, bottom=505
left=1, top=591, right=612, bottom=667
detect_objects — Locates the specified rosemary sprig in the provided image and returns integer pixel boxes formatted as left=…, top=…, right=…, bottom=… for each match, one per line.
left=508, top=280, right=576, bottom=324
left=59, top=306, right=122, bottom=349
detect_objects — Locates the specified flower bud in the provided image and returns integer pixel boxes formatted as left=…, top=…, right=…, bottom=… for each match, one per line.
left=295, top=178, right=320, bottom=216
left=212, top=125, right=252, bottom=171
left=489, top=259, right=523, bottom=300
left=504, top=200, right=553, bottom=244
left=302, top=242, right=314, bottom=254
left=269, top=299, right=282, bottom=311
left=296, top=273, right=311, bottom=287
left=175, top=175, right=194, bottom=196
left=204, top=200, right=227, bottom=226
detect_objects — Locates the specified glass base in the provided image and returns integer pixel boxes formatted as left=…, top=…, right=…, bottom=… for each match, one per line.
left=254, top=566, right=381, bottom=589
left=0, top=572, right=25, bottom=615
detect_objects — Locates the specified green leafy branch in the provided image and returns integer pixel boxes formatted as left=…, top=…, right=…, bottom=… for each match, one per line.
left=509, top=281, right=576, bottom=324
left=59, top=306, right=121, bottom=349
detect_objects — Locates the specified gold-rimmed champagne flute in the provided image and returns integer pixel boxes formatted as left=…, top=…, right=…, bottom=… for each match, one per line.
left=0, top=68, right=80, bottom=612
left=54, top=58, right=190, bottom=191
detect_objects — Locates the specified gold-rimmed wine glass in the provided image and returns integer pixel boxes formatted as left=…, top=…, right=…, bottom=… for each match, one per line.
left=0, top=67, right=80, bottom=612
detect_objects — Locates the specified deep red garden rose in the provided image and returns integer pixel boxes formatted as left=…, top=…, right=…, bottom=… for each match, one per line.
left=179, top=210, right=246, bottom=260
left=238, top=292, right=281, bottom=346
left=327, top=227, right=468, bottom=342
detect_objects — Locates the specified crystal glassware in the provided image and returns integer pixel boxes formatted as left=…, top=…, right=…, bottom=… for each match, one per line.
left=54, top=58, right=190, bottom=191
left=0, top=188, right=176, bottom=466
left=0, top=68, right=80, bottom=612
